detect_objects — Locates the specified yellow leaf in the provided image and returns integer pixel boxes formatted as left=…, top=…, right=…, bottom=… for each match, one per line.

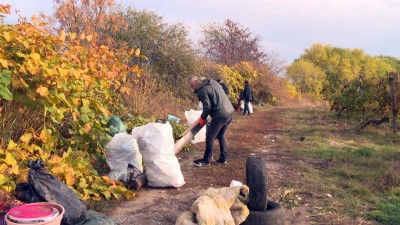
left=0, top=164, right=8, bottom=173
left=16, top=52, right=25, bottom=58
left=6, top=140, right=18, bottom=150
left=72, top=70, right=81, bottom=79
left=19, top=133, right=32, bottom=144
left=51, top=165, right=64, bottom=174
left=84, top=80, right=90, bottom=88
left=80, top=33, right=86, bottom=40
left=27, top=64, right=39, bottom=75
left=69, top=32, right=77, bottom=40
left=79, top=178, right=88, bottom=189
left=3, top=32, right=10, bottom=42
left=96, top=103, right=109, bottom=115
left=59, top=30, right=66, bottom=42
left=65, top=172, right=76, bottom=186
left=128, top=48, right=134, bottom=55
left=82, top=98, right=90, bottom=107
left=45, top=68, right=57, bottom=76
left=0, top=174, right=9, bottom=185
left=84, top=123, right=92, bottom=134
left=86, top=34, right=93, bottom=42
left=112, top=192, right=122, bottom=200
left=11, top=164, right=19, bottom=175
left=36, top=86, right=49, bottom=97
left=0, top=59, right=8, bottom=68
left=48, top=154, right=63, bottom=165
left=120, top=87, right=131, bottom=95
left=22, top=41, right=29, bottom=49
left=30, top=52, right=41, bottom=62
left=135, top=48, right=141, bottom=57
left=20, top=143, right=33, bottom=154
left=101, top=175, right=114, bottom=184
left=4, top=152, right=17, bottom=166
left=103, top=190, right=111, bottom=200
left=57, top=68, right=69, bottom=77
left=38, top=130, right=48, bottom=143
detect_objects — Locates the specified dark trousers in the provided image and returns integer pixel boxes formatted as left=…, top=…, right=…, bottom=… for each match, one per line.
left=203, top=114, right=233, bottom=162
left=243, top=101, right=250, bottom=115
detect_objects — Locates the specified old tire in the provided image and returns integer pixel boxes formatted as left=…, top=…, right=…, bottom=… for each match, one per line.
left=246, top=155, right=268, bottom=211
left=240, top=200, right=285, bottom=225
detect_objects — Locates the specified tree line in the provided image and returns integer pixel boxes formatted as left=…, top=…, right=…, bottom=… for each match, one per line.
left=286, top=44, right=400, bottom=132
left=39, top=0, right=288, bottom=105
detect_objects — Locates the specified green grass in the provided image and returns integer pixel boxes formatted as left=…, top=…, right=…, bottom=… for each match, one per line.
left=369, top=196, right=400, bottom=225
left=282, top=107, right=400, bottom=224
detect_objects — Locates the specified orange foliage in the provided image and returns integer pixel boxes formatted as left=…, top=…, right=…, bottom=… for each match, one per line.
left=47, top=0, right=127, bottom=46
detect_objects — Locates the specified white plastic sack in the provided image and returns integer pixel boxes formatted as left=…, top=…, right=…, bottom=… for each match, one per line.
left=105, top=133, right=143, bottom=181
left=131, top=122, right=185, bottom=187
left=249, top=102, right=253, bottom=114
left=185, top=109, right=206, bottom=144
left=240, top=101, right=253, bottom=114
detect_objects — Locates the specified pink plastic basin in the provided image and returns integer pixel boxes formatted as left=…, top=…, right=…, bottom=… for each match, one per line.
left=5, top=202, right=64, bottom=225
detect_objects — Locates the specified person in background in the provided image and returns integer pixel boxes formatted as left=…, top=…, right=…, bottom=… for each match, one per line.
left=188, top=76, right=235, bottom=167
left=216, top=79, right=229, bottom=96
left=241, top=80, right=253, bottom=116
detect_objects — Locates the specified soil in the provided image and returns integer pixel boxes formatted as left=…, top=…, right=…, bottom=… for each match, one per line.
left=94, top=107, right=353, bottom=225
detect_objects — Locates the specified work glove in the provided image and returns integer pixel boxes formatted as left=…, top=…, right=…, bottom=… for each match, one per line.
left=199, top=118, right=206, bottom=126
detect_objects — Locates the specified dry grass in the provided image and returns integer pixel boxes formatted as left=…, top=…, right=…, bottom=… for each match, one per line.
left=0, top=101, right=44, bottom=149
left=122, top=74, right=193, bottom=120
left=279, top=107, right=400, bottom=224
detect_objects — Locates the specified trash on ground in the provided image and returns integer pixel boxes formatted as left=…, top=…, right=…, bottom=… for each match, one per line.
left=229, top=180, right=243, bottom=188
left=14, top=160, right=87, bottom=225
left=105, top=115, right=127, bottom=137
left=105, top=133, right=143, bottom=182
left=167, top=115, right=181, bottom=123
left=131, top=121, right=185, bottom=188
left=175, top=185, right=250, bottom=225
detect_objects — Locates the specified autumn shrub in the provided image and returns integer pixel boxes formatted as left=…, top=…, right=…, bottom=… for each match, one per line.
left=0, top=5, right=140, bottom=200
left=123, top=71, right=193, bottom=120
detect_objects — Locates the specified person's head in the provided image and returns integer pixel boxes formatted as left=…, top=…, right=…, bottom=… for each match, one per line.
left=216, top=79, right=221, bottom=83
left=244, top=80, right=249, bottom=85
left=189, top=76, right=201, bottom=91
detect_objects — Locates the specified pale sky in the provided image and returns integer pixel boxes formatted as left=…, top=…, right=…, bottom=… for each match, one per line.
left=4, top=0, right=400, bottom=64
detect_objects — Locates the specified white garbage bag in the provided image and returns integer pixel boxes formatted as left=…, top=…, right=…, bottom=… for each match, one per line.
left=240, top=101, right=253, bottom=114
left=185, top=109, right=206, bottom=144
left=131, top=122, right=185, bottom=187
left=105, top=133, right=143, bottom=181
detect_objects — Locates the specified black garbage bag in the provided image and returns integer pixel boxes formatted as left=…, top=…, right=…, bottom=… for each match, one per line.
left=14, top=182, right=45, bottom=203
left=24, top=160, right=87, bottom=225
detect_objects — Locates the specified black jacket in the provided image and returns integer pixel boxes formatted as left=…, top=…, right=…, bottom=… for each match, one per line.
left=196, top=78, right=234, bottom=120
left=241, top=84, right=253, bottom=102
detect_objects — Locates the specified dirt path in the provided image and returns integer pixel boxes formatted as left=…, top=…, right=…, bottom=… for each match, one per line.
left=98, top=107, right=315, bottom=225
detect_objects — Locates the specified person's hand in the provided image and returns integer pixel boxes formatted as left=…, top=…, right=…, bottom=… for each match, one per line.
left=199, top=118, right=206, bottom=126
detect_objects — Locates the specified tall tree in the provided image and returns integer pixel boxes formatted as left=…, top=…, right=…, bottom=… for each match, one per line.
left=200, top=19, right=267, bottom=67
left=48, top=0, right=125, bottom=46
left=285, top=59, right=326, bottom=99
left=114, top=8, right=198, bottom=96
